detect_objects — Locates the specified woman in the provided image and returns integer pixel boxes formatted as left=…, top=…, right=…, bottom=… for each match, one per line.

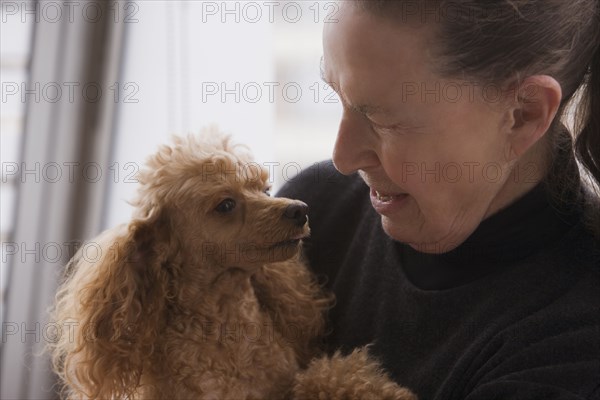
left=278, top=1, right=600, bottom=398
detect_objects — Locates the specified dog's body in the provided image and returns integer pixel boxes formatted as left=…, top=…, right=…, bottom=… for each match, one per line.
left=49, top=129, right=416, bottom=399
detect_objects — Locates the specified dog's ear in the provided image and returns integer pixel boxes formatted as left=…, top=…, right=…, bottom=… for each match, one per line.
left=53, top=209, right=173, bottom=399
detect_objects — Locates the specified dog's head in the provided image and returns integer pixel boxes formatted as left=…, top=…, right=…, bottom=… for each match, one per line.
left=133, top=126, right=310, bottom=268
left=50, top=128, right=311, bottom=399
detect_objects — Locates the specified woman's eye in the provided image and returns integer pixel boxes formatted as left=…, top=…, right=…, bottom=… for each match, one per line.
left=371, top=121, right=420, bottom=135
left=371, top=123, right=392, bottom=134
left=369, top=119, right=397, bottom=133
left=215, top=198, right=236, bottom=213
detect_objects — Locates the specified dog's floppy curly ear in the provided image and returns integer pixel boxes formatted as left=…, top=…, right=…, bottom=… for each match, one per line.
left=51, top=209, right=173, bottom=399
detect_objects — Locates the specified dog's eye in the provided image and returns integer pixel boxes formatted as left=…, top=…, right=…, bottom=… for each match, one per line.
left=263, top=187, right=271, bottom=197
left=215, top=198, right=236, bottom=213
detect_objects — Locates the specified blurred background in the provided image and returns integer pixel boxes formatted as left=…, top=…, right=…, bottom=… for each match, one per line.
left=0, top=1, right=341, bottom=397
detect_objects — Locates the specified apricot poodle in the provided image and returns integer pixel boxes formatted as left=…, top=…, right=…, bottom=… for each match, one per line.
left=48, top=128, right=416, bottom=399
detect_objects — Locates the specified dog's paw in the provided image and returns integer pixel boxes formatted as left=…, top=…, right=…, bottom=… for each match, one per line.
left=292, top=347, right=417, bottom=400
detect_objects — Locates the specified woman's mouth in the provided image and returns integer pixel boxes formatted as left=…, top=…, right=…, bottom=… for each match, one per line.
left=370, top=189, right=410, bottom=214
left=375, top=191, right=396, bottom=202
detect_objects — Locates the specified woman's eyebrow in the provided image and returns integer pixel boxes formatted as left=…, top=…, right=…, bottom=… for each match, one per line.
left=319, top=56, right=385, bottom=116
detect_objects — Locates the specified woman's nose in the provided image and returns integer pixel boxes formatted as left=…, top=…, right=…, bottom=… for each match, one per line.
left=332, top=111, right=380, bottom=175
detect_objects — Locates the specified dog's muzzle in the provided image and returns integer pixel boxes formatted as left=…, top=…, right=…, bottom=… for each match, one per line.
left=283, top=201, right=308, bottom=227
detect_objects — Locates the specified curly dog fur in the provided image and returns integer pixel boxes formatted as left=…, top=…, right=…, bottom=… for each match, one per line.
left=48, top=127, right=416, bottom=399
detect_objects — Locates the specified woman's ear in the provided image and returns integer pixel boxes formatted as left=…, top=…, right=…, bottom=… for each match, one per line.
left=505, top=75, right=562, bottom=160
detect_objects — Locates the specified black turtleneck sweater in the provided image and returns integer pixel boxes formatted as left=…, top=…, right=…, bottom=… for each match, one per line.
left=277, top=160, right=600, bottom=400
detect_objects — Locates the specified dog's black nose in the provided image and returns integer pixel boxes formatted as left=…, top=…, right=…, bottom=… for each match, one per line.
left=283, top=202, right=308, bottom=227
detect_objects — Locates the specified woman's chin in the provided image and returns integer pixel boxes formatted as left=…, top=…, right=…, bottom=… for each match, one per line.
left=380, top=216, right=464, bottom=254
left=380, top=216, right=414, bottom=244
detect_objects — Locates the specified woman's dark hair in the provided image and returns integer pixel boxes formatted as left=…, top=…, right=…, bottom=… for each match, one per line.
left=354, top=0, right=600, bottom=238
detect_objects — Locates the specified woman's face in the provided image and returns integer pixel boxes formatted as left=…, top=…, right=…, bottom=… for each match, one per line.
left=322, top=3, right=524, bottom=253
